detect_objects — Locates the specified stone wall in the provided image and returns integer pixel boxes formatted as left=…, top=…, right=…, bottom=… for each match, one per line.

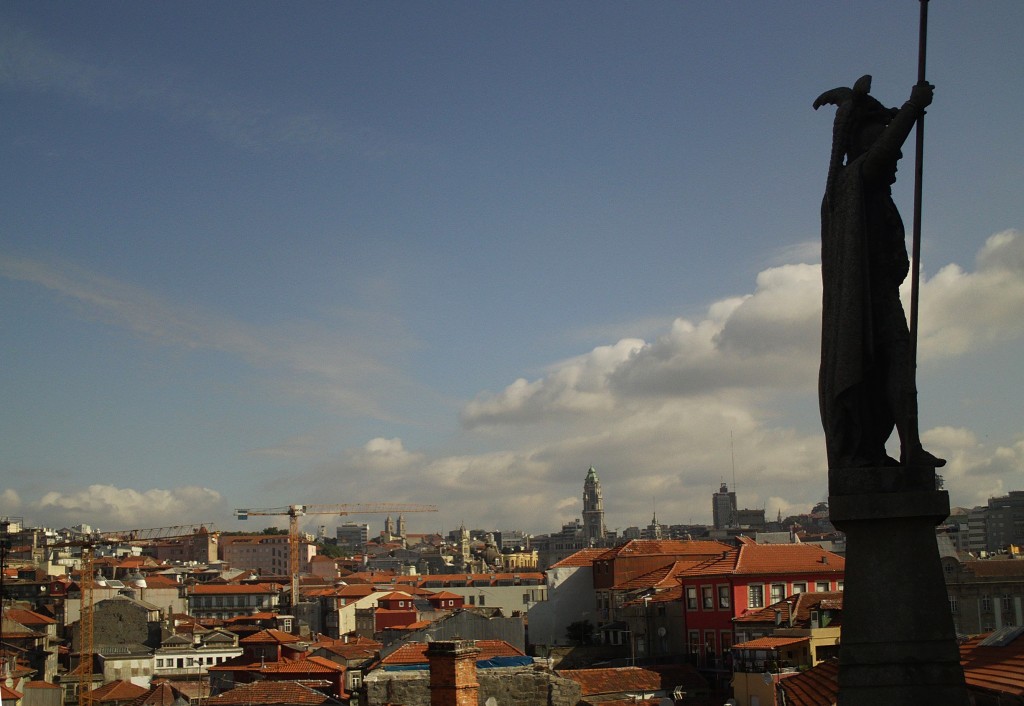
left=364, top=667, right=582, bottom=706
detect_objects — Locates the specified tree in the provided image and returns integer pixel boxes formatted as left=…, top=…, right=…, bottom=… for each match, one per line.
left=566, top=619, right=595, bottom=646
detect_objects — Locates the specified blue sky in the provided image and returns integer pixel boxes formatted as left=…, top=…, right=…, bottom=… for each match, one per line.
left=2, top=2, right=1022, bottom=536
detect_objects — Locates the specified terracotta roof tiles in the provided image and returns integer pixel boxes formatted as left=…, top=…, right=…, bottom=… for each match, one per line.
left=732, top=636, right=809, bottom=650
left=679, top=542, right=844, bottom=578
left=549, top=548, right=608, bottom=568
left=84, top=680, right=149, bottom=703
left=557, top=665, right=706, bottom=697
left=776, top=659, right=839, bottom=706
left=379, top=640, right=524, bottom=666
left=960, top=629, right=1024, bottom=697
left=206, top=681, right=336, bottom=705
left=596, top=540, right=730, bottom=561
left=239, top=629, right=302, bottom=644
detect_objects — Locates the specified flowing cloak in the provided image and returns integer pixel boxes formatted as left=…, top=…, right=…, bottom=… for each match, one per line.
left=819, top=158, right=884, bottom=470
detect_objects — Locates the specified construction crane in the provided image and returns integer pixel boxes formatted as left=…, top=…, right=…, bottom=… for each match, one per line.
left=52, top=524, right=217, bottom=706
left=234, top=503, right=438, bottom=606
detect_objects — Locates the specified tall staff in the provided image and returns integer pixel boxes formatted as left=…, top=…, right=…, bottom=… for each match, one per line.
left=909, top=0, right=929, bottom=365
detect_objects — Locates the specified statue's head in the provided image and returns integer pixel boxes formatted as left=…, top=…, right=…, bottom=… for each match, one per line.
left=815, top=75, right=899, bottom=188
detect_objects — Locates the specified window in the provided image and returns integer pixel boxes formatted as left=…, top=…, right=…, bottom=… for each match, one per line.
left=686, top=586, right=698, bottom=610
left=688, top=630, right=700, bottom=655
left=1003, top=594, right=1013, bottom=611
left=468, top=595, right=475, bottom=605
left=156, top=659, right=164, bottom=668
left=816, top=581, right=830, bottom=592
left=949, top=597, right=958, bottom=613
left=702, top=586, right=714, bottom=610
left=770, top=584, right=785, bottom=603
left=982, top=595, right=992, bottom=612
left=837, top=581, right=844, bottom=591
left=748, top=584, right=764, bottom=609
left=792, top=582, right=807, bottom=594
left=718, top=585, right=731, bottom=610
left=479, top=595, right=485, bottom=606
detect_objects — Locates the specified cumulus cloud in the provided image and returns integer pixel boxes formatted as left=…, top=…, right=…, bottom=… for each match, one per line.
left=917, top=230, right=1024, bottom=359
left=446, top=232, right=1024, bottom=529
left=463, top=234, right=1024, bottom=430
left=33, top=485, right=225, bottom=530
left=1, top=488, right=23, bottom=510
left=349, top=437, right=424, bottom=473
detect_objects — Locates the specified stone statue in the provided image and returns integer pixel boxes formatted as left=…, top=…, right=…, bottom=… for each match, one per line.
left=814, top=75, right=945, bottom=470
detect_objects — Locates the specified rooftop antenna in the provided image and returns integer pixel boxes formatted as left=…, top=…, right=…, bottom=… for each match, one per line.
left=730, top=431, right=737, bottom=495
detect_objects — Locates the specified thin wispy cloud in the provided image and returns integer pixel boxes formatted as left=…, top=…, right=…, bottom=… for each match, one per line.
left=0, top=23, right=412, bottom=159
left=0, top=252, right=422, bottom=421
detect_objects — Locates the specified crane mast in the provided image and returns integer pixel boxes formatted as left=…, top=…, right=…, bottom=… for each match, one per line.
left=234, top=503, right=438, bottom=607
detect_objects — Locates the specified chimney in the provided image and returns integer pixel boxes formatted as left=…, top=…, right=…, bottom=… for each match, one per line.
left=426, top=640, right=482, bottom=706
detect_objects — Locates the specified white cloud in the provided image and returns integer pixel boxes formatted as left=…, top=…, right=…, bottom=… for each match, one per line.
left=445, top=231, right=1024, bottom=529
left=1, top=488, right=23, bottom=510
left=34, top=485, right=225, bottom=530
left=917, top=230, right=1024, bottom=359
left=349, top=437, right=424, bottom=473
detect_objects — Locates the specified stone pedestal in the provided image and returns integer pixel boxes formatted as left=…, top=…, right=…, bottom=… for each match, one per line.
left=829, top=466, right=968, bottom=705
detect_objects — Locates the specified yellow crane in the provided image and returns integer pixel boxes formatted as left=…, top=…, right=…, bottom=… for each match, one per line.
left=234, top=503, right=438, bottom=606
left=55, top=524, right=217, bottom=706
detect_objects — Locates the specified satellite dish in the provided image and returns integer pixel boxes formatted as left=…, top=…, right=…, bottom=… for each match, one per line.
left=762, top=672, right=774, bottom=685
left=657, top=627, right=667, bottom=637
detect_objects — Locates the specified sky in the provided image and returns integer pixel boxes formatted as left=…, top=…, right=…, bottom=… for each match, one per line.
left=2, top=2, right=1023, bottom=538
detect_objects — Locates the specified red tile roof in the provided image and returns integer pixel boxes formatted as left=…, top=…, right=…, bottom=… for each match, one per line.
left=127, top=683, right=187, bottom=706
left=23, top=681, right=62, bottom=690
left=240, top=629, right=302, bottom=645
left=733, top=636, right=809, bottom=650
left=84, top=680, right=148, bottom=703
left=379, top=640, right=524, bottom=666
left=4, top=608, right=57, bottom=626
left=735, top=543, right=844, bottom=575
left=960, top=629, right=1024, bottom=697
left=775, top=659, right=839, bottom=706
left=679, top=542, right=845, bottom=578
left=549, top=548, right=608, bottom=568
left=260, top=656, right=344, bottom=675
left=557, top=665, right=706, bottom=696
left=612, top=559, right=704, bottom=591
left=206, top=682, right=335, bottom=705
left=735, top=592, right=843, bottom=628
left=140, top=574, right=180, bottom=588
left=596, top=540, right=730, bottom=561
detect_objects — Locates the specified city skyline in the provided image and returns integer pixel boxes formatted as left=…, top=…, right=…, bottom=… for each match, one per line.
left=2, top=3, right=1023, bottom=534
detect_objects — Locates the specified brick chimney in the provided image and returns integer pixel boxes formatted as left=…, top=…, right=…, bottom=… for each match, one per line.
left=425, top=640, right=481, bottom=706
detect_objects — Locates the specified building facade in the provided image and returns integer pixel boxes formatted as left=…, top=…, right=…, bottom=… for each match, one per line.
left=712, top=484, right=737, bottom=530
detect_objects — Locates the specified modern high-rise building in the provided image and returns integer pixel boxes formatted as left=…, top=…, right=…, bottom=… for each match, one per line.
left=986, top=490, right=1024, bottom=552
left=582, top=466, right=606, bottom=545
left=712, top=482, right=737, bottom=529
left=336, top=522, right=369, bottom=550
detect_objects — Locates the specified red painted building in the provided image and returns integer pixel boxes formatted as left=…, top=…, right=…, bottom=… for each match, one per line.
left=676, top=538, right=845, bottom=668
